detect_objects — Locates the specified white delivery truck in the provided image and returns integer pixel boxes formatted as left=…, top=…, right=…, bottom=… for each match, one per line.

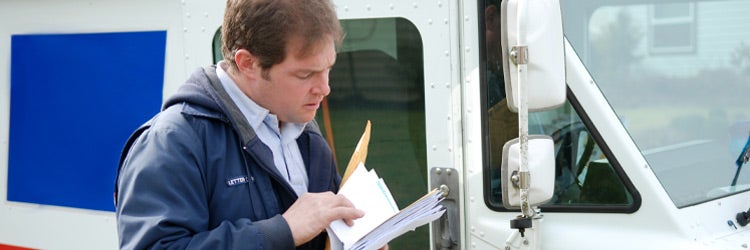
left=1, top=0, right=749, bottom=249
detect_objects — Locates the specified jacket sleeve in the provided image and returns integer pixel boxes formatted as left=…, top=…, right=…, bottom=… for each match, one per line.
left=115, top=115, right=294, bottom=250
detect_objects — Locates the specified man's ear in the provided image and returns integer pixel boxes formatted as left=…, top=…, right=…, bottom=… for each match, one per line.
left=234, top=49, right=258, bottom=76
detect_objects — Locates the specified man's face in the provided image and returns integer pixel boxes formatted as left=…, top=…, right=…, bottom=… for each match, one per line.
left=250, top=36, right=336, bottom=124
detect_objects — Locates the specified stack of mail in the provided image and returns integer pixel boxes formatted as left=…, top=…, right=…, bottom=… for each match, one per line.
left=328, top=163, right=446, bottom=250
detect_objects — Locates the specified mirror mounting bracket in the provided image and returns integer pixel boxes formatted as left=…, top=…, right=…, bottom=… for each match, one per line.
left=510, top=46, right=528, bottom=65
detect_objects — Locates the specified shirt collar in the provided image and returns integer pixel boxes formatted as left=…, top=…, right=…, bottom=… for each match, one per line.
left=216, top=62, right=307, bottom=143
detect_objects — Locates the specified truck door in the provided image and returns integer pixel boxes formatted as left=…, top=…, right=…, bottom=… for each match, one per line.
left=464, top=0, right=643, bottom=249
left=312, top=1, right=459, bottom=248
left=316, top=17, right=429, bottom=249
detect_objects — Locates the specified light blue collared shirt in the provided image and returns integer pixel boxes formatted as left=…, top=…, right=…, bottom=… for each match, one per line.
left=217, top=62, right=309, bottom=196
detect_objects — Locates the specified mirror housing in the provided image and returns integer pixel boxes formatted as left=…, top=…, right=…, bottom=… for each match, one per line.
left=501, top=135, right=555, bottom=209
left=501, top=0, right=565, bottom=112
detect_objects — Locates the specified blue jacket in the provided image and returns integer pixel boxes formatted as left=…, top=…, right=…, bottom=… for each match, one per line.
left=115, top=66, right=341, bottom=250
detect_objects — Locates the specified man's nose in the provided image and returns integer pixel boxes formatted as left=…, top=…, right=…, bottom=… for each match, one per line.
left=312, top=72, right=331, bottom=96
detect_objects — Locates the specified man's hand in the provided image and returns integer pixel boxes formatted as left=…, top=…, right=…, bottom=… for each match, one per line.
left=283, top=192, right=364, bottom=246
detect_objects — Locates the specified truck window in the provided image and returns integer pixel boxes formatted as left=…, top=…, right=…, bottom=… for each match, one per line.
left=481, top=0, right=638, bottom=211
left=561, top=0, right=750, bottom=208
left=212, top=18, right=427, bottom=248
left=322, top=18, right=426, bottom=248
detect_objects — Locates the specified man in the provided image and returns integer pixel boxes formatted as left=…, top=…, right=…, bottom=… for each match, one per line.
left=115, top=0, right=365, bottom=249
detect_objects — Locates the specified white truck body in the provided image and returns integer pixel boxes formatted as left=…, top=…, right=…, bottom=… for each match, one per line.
left=1, top=0, right=749, bottom=249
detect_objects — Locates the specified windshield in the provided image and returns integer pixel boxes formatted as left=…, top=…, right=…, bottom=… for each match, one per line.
left=561, top=0, right=750, bottom=207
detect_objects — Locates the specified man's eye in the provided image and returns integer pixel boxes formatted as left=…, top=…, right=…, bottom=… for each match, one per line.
left=298, top=73, right=313, bottom=79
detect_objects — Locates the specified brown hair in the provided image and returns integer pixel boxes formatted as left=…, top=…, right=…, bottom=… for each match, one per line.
left=221, top=0, right=343, bottom=77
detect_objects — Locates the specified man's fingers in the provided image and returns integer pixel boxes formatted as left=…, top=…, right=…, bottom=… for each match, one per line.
left=330, top=206, right=364, bottom=226
left=341, top=211, right=362, bottom=227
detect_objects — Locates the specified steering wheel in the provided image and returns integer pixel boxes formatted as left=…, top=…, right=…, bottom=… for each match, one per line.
left=550, top=121, right=596, bottom=201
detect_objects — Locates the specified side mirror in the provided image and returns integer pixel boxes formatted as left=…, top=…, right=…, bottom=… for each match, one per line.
left=501, top=0, right=565, bottom=112
left=501, top=135, right=555, bottom=209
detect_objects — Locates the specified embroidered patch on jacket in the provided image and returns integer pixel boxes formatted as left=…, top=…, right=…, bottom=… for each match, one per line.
left=226, top=176, right=250, bottom=186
